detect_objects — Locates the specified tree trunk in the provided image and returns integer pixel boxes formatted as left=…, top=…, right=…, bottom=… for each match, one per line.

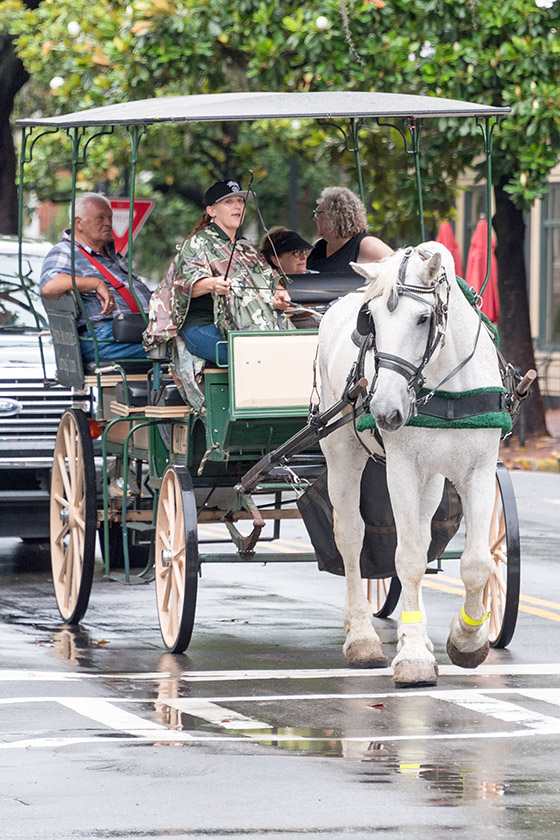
left=493, top=177, right=548, bottom=438
left=0, top=1, right=43, bottom=233
left=0, top=34, right=30, bottom=234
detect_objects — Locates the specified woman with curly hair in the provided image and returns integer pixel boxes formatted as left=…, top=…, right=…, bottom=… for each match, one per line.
left=307, top=186, right=392, bottom=272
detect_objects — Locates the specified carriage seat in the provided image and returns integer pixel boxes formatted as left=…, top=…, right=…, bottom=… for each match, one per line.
left=84, top=358, right=154, bottom=376
left=163, top=384, right=186, bottom=405
left=115, top=380, right=150, bottom=406
left=114, top=381, right=184, bottom=407
left=43, top=293, right=155, bottom=389
left=286, top=271, right=363, bottom=307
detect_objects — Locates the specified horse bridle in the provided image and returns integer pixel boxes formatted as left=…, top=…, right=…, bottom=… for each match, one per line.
left=356, top=247, right=451, bottom=413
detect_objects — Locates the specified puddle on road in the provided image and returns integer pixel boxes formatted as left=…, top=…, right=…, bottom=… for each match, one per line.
left=356, top=746, right=547, bottom=805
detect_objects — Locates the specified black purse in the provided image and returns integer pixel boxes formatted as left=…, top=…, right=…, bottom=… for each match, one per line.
left=112, top=312, right=147, bottom=344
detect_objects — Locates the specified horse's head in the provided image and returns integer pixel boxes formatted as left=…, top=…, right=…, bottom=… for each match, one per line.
left=351, top=247, right=450, bottom=432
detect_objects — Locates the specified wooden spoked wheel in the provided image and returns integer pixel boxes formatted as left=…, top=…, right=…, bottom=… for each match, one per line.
left=367, top=576, right=402, bottom=618
left=50, top=409, right=97, bottom=624
left=155, top=465, right=199, bottom=653
left=483, top=463, right=521, bottom=648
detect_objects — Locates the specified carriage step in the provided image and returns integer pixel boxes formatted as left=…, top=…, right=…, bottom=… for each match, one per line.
left=105, top=572, right=152, bottom=585
left=201, top=552, right=316, bottom=564
left=125, top=521, right=155, bottom=534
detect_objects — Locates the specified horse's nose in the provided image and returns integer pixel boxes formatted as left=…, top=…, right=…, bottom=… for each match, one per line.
left=376, top=408, right=406, bottom=432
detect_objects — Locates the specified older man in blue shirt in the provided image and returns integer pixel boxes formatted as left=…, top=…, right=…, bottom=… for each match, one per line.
left=40, top=192, right=151, bottom=362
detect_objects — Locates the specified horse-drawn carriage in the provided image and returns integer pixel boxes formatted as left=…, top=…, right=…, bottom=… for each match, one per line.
left=16, top=91, right=531, bottom=686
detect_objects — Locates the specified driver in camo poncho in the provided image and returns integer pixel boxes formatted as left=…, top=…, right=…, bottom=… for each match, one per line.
left=143, top=180, right=293, bottom=374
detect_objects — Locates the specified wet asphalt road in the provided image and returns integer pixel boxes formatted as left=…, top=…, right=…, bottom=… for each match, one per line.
left=0, top=471, right=559, bottom=840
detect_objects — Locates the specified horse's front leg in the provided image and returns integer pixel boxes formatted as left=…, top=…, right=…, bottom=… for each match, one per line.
left=446, top=452, right=497, bottom=668
left=389, top=463, right=442, bottom=687
left=323, top=437, right=385, bottom=666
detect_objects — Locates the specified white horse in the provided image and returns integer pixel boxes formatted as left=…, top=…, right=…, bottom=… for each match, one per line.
left=318, top=243, right=503, bottom=686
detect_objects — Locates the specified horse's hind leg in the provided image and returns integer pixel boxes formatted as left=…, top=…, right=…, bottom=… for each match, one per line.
left=389, top=466, right=442, bottom=687
left=446, top=456, right=497, bottom=668
left=322, top=435, right=385, bottom=666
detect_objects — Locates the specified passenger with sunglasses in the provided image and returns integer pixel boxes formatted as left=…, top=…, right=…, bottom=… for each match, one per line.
left=308, top=186, right=392, bottom=273
left=259, top=227, right=316, bottom=275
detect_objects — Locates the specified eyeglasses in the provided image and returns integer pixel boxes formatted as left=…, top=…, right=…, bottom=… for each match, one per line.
left=312, top=209, right=323, bottom=219
left=288, top=250, right=310, bottom=259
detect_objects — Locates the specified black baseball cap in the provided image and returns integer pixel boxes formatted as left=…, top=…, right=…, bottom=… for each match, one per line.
left=204, top=179, right=248, bottom=206
left=263, top=230, right=313, bottom=258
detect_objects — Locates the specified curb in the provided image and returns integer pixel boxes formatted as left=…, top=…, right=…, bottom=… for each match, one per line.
left=500, top=454, right=560, bottom=473
left=511, top=456, right=560, bottom=473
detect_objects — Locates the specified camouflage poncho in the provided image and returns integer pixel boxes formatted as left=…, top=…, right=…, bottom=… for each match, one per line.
left=143, top=223, right=293, bottom=351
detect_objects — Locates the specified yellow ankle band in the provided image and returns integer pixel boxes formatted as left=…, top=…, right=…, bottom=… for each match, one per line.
left=401, top=610, right=422, bottom=624
left=461, top=606, right=490, bottom=626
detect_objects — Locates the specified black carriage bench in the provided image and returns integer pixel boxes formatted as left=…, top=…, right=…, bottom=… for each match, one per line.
left=42, top=294, right=194, bottom=456
left=286, top=270, right=364, bottom=311
left=42, top=293, right=154, bottom=390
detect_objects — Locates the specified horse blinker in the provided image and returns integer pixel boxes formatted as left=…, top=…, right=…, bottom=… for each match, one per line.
left=356, top=303, right=373, bottom=336
left=387, top=289, right=399, bottom=312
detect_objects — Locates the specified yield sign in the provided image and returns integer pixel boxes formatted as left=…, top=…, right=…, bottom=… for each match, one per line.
left=109, top=198, right=155, bottom=255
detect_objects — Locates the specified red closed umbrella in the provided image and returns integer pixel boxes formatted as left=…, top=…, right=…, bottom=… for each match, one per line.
left=465, top=218, right=499, bottom=325
left=436, top=221, right=463, bottom=278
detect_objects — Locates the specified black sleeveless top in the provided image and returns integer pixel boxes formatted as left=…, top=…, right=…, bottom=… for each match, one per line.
left=307, top=232, right=369, bottom=273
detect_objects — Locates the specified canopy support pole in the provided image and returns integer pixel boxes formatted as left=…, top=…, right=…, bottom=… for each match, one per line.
left=409, top=118, right=425, bottom=243
left=17, top=128, right=49, bottom=379
left=126, top=126, right=148, bottom=320
left=478, top=116, right=496, bottom=298
left=351, top=118, right=365, bottom=204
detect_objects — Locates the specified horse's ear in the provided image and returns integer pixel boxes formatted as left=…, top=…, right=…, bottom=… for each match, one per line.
left=419, top=252, right=442, bottom=285
left=356, top=302, right=372, bottom=335
left=349, top=261, right=382, bottom=282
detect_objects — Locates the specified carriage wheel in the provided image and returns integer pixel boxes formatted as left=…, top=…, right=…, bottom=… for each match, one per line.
left=368, top=576, right=402, bottom=618
left=483, top=463, right=521, bottom=648
left=50, top=409, right=97, bottom=624
left=154, top=465, right=199, bottom=653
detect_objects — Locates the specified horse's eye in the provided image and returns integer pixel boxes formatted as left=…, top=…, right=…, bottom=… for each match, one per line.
left=417, top=313, right=429, bottom=325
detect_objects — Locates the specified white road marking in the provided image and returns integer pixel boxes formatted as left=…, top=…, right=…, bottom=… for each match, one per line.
left=57, top=698, right=193, bottom=739
left=163, top=698, right=270, bottom=730
left=5, top=663, right=560, bottom=682
left=0, top=670, right=82, bottom=682
left=4, top=687, right=560, bottom=706
left=0, top=729, right=556, bottom=751
left=517, top=688, right=560, bottom=706
left=4, top=687, right=560, bottom=751
left=436, top=690, right=560, bottom=732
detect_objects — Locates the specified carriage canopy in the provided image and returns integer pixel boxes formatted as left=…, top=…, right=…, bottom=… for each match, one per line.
left=16, top=91, right=509, bottom=129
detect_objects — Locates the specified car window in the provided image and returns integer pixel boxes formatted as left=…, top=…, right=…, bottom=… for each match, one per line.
left=0, top=252, right=48, bottom=330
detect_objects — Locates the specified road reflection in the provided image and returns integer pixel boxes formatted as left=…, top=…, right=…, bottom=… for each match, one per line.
left=51, top=625, right=94, bottom=667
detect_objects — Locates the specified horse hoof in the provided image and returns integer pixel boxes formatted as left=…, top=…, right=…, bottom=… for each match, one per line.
left=447, top=638, right=490, bottom=669
left=344, top=640, right=386, bottom=667
left=393, top=660, right=438, bottom=688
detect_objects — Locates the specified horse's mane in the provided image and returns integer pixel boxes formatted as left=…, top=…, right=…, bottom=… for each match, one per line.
left=361, top=248, right=405, bottom=303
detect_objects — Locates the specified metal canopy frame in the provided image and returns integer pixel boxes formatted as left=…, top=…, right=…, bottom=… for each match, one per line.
left=17, top=89, right=507, bottom=366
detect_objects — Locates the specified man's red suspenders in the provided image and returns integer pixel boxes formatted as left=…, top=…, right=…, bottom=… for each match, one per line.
left=76, top=245, right=140, bottom=313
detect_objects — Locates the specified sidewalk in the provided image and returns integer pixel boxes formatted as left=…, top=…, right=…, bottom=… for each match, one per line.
left=499, top=407, right=560, bottom=472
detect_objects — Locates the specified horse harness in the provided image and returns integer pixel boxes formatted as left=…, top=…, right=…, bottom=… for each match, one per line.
left=349, top=246, right=509, bottom=428
left=241, top=249, right=518, bottom=494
